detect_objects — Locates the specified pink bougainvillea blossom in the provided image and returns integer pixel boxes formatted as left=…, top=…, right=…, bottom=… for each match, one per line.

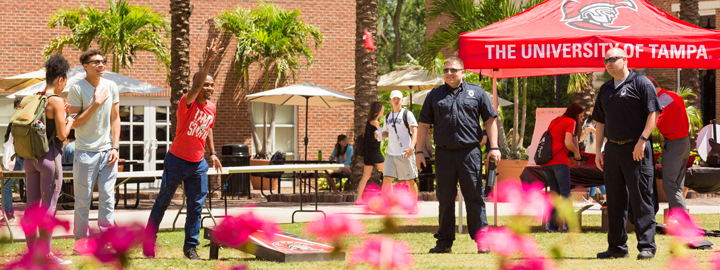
left=362, top=183, right=418, bottom=215
left=4, top=241, right=63, bottom=270
left=709, top=250, right=720, bottom=270
left=211, top=211, right=278, bottom=248
left=665, top=208, right=704, bottom=243
left=501, top=256, right=556, bottom=270
left=489, top=180, right=552, bottom=221
left=349, top=236, right=414, bottom=269
left=305, top=213, right=365, bottom=243
left=19, top=203, right=70, bottom=236
left=476, top=227, right=542, bottom=258
left=667, top=255, right=699, bottom=270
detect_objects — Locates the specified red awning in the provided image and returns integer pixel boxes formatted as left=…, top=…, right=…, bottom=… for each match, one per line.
left=459, top=0, right=720, bottom=77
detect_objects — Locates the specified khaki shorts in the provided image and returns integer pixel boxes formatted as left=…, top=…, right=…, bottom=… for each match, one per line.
left=384, top=154, right=418, bottom=181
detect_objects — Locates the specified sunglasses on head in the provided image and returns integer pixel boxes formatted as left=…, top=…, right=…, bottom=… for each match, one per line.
left=85, top=59, right=108, bottom=66
left=603, top=56, right=624, bottom=65
left=443, top=68, right=462, bottom=74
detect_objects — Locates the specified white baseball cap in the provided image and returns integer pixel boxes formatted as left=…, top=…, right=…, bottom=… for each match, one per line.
left=389, top=90, right=404, bottom=100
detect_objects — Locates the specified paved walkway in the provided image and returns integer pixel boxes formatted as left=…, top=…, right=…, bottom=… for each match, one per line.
left=1, top=198, right=718, bottom=242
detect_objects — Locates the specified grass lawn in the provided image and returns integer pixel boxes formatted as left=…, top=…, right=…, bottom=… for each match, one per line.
left=2, top=214, right=720, bottom=269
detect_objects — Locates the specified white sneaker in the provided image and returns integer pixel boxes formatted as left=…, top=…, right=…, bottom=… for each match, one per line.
left=47, top=254, right=72, bottom=265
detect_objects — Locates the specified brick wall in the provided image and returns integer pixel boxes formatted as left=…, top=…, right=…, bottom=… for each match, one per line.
left=0, top=0, right=356, bottom=157
left=425, top=0, right=455, bottom=57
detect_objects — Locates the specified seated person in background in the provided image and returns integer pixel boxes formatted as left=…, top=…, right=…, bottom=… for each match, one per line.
left=328, top=134, right=353, bottom=174
left=62, top=130, right=76, bottom=172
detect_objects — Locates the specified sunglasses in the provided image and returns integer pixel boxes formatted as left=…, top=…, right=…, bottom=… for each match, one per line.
left=603, top=56, right=624, bottom=65
left=443, top=68, right=462, bottom=74
left=85, top=59, right=108, bottom=66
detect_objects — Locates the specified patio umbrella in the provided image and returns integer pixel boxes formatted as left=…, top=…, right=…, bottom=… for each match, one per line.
left=403, top=89, right=514, bottom=107
left=7, top=66, right=166, bottom=98
left=246, top=81, right=355, bottom=160
left=0, top=69, right=46, bottom=91
left=344, top=65, right=444, bottom=107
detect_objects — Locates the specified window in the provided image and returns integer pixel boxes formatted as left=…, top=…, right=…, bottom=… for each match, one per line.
left=252, top=103, right=296, bottom=155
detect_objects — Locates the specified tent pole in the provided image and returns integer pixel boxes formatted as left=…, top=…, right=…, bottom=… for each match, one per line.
left=492, top=69, right=499, bottom=227
left=304, top=96, right=309, bottom=161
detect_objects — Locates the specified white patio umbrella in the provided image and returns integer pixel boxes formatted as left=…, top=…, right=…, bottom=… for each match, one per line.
left=402, top=89, right=514, bottom=107
left=0, top=69, right=47, bottom=91
left=7, top=66, right=166, bottom=98
left=246, top=81, right=355, bottom=160
left=344, top=65, right=444, bottom=107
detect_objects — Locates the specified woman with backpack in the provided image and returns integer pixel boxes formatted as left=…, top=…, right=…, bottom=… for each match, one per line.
left=355, top=102, right=385, bottom=204
left=541, top=103, right=584, bottom=232
left=23, top=54, right=75, bottom=265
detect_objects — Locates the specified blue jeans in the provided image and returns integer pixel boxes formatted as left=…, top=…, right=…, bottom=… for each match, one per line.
left=73, top=150, right=118, bottom=239
left=541, top=164, right=571, bottom=230
left=3, top=157, right=24, bottom=215
left=146, top=152, right=208, bottom=251
left=590, top=185, right=606, bottom=196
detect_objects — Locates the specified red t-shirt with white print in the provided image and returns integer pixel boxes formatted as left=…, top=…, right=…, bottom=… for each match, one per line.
left=169, top=94, right=216, bottom=162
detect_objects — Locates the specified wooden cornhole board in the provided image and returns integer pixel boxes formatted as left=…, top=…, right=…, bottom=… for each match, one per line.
left=204, top=227, right=344, bottom=262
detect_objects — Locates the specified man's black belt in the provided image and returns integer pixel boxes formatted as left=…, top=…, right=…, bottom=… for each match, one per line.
left=607, top=138, right=637, bottom=145
left=438, top=144, right=476, bottom=150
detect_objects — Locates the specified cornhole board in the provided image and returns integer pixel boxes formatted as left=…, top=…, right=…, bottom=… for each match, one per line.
left=204, top=227, right=344, bottom=262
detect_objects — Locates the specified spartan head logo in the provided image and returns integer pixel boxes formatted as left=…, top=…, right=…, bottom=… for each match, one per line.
left=561, top=0, right=637, bottom=31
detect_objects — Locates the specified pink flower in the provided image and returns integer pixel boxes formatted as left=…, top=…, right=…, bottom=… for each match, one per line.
left=5, top=240, right=62, bottom=270
left=19, top=203, right=70, bottom=236
left=211, top=211, right=278, bottom=248
left=362, top=183, right=417, bottom=215
left=665, top=208, right=704, bottom=243
left=305, top=213, right=365, bottom=243
left=73, top=223, right=146, bottom=268
left=501, top=257, right=556, bottom=270
left=667, top=255, right=699, bottom=270
left=489, top=180, right=552, bottom=221
left=349, top=236, right=414, bottom=269
left=476, top=227, right=541, bottom=258
left=709, top=251, right=720, bottom=270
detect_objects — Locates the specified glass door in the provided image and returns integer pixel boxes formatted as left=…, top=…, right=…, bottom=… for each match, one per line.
left=119, top=98, right=171, bottom=188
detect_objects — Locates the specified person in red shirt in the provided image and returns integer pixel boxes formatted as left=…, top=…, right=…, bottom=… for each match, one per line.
left=646, top=76, right=690, bottom=211
left=144, top=39, right=223, bottom=260
left=541, top=103, right=584, bottom=231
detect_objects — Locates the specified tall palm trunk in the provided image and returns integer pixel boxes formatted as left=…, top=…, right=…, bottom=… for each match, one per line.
left=348, top=0, right=380, bottom=192
left=392, top=0, right=404, bottom=63
left=679, top=0, right=700, bottom=110
left=169, top=0, right=192, bottom=139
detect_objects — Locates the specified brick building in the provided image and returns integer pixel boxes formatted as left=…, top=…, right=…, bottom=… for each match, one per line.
left=0, top=0, right=356, bottom=180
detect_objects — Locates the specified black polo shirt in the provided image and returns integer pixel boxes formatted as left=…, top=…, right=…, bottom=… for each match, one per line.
left=591, top=71, right=662, bottom=142
left=419, top=81, right=498, bottom=149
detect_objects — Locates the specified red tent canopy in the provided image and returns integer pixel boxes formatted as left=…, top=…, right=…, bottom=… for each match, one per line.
left=459, top=0, right=720, bottom=77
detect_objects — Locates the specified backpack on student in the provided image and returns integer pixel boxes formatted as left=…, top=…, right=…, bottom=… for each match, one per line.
left=534, top=118, right=562, bottom=165
left=385, top=109, right=412, bottom=137
left=9, top=92, right=58, bottom=160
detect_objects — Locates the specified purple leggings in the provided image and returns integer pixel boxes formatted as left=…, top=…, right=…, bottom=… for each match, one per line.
left=24, top=147, right=62, bottom=253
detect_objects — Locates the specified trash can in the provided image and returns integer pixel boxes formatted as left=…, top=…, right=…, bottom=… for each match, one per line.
left=220, top=144, right=251, bottom=198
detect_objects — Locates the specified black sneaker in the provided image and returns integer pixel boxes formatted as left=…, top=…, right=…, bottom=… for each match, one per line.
left=597, top=250, right=629, bottom=259
left=184, top=248, right=201, bottom=260
left=637, top=250, right=654, bottom=260
left=429, top=245, right=452, bottom=254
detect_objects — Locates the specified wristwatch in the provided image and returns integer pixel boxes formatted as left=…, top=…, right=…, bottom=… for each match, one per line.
left=111, top=146, right=119, bottom=151
left=416, top=151, right=424, bottom=155
left=210, top=151, right=218, bottom=156
left=639, top=135, right=648, bottom=142
left=489, top=147, right=500, bottom=150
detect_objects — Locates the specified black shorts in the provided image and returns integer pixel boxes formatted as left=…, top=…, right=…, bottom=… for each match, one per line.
left=363, top=147, right=385, bottom=166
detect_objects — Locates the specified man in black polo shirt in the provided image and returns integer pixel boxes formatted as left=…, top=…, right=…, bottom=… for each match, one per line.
left=593, top=48, right=661, bottom=260
left=416, top=56, right=501, bottom=254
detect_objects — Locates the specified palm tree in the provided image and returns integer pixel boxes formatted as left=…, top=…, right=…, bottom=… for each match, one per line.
left=44, top=0, right=170, bottom=73
left=347, top=0, right=380, bottom=192
left=168, top=0, right=192, bottom=139
left=215, top=2, right=323, bottom=159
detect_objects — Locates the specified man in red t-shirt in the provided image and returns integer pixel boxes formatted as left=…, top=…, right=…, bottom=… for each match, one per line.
left=539, top=104, right=584, bottom=231
left=647, top=77, right=690, bottom=211
left=144, top=39, right=223, bottom=260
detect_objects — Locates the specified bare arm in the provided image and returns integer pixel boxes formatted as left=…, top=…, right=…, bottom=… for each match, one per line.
left=403, top=126, right=418, bottom=159
left=565, top=132, right=581, bottom=159
left=49, top=97, right=73, bottom=141
left=415, top=123, right=430, bottom=168
left=187, top=38, right=221, bottom=106
left=595, top=123, right=605, bottom=171
left=207, top=128, right=222, bottom=173
left=107, top=102, right=120, bottom=164
left=633, top=111, right=659, bottom=161
left=70, top=87, right=109, bottom=128
left=485, top=117, right=501, bottom=163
